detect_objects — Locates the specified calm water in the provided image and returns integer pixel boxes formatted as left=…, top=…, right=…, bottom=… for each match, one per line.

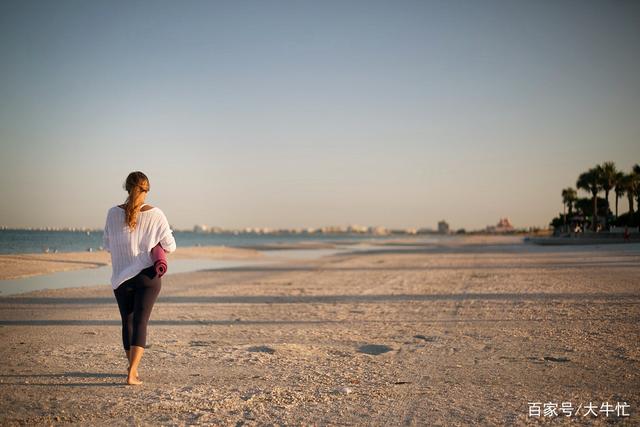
left=0, top=230, right=446, bottom=296
left=0, top=258, right=272, bottom=296
left=0, top=229, right=404, bottom=255
left=0, top=245, right=380, bottom=296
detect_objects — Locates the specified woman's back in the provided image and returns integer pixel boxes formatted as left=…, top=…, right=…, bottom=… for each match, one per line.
left=103, top=204, right=177, bottom=289
left=118, top=203, right=155, bottom=212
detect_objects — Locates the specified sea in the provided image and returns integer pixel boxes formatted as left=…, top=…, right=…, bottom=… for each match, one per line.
left=0, top=229, right=408, bottom=255
left=0, top=230, right=435, bottom=295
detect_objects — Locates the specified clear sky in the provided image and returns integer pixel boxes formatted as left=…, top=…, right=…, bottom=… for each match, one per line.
left=1, top=0, right=639, bottom=230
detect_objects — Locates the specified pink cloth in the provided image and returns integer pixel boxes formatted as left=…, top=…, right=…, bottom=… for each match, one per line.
left=150, top=243, right=168, bottom=277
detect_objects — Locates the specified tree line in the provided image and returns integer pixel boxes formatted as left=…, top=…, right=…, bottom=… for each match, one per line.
left=554, top=162, right=640, bottom=232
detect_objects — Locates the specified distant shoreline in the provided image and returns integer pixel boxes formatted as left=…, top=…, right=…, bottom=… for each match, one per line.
left=527, top=235, right=639, bottom=245
left=0, top=235, right=524, bottom=281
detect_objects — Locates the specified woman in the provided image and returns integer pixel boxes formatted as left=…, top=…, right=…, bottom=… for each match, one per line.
left=103, top=171, right=177, bottom=385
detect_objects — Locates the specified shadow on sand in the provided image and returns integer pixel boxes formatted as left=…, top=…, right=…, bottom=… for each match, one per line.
left=0, top=314, right=638, bottom=327
left=1, top=291, right=639, bottom=306
left=0, top=371, right=125, bottom=387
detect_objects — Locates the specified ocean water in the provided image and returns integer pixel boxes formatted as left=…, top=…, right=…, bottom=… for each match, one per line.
left=0, top=229, right=405, bottom=255
left=0, top=244, right=386, bottom=296
left=0, top=230, right=447, bottom=296
left=0, top=258, right=274, bottom=296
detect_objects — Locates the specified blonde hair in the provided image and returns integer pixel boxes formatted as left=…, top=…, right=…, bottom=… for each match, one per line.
left=122, top=171, right=150, bottom=231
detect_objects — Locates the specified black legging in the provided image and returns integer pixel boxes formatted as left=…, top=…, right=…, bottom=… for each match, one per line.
left=113, top=265, right=161, bottom=350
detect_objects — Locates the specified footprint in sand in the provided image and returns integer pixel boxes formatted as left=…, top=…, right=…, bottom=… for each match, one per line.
left=189, top=340, right=215, bottom=347
left=358, top=344, right=393, bottom=355
left=413, top=334, right=437, bottom=342
left=247, top=345, right=275, bottom=354
left=543, top=356, right=570, bottom=362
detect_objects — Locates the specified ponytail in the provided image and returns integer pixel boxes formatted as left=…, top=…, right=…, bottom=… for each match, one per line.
left=122, top=171, right=150, bottom=231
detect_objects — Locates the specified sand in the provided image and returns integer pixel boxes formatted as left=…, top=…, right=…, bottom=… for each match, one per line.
left=0, top=246, right=264, bottom=280
left=0, top=238, right=639, bottom=425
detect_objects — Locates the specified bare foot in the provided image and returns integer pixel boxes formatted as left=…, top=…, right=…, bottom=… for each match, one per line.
left=126, top=374, right=143, bottom=385
left=127, top=366, right=141, bottom=381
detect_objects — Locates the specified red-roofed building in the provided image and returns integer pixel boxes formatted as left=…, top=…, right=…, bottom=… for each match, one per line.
left=486, top=217, right=514, bottom=233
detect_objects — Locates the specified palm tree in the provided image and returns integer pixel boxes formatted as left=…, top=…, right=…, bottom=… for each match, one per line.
left=634, top=164, right=640, bottom=209
left=613, top=171, right=625, bottom=218
left=561, top=187, right=577, bottom=228
left=599, top=161, right=617, bottom=226
left=577, top=166, right=603, bottom=231
left=619, top=173, right=636, bottom=214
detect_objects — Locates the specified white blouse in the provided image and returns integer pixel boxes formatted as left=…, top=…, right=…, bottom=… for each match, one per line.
left=103, top=204, right=177, bottom=289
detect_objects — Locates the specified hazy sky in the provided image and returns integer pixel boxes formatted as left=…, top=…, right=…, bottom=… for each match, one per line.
left=1, top=0, right=639, bottom=230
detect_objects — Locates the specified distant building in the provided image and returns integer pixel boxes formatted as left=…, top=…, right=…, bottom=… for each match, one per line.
left=347, top=224, right=368, bottom=233
left=486, top=217, right=514, bottom=233
left=321, top=225, right=346, bottom=234
left=437, top=220, right=450, bottom=234
left=368, top=226, right=389, bottom=236
left=194, top=224, right=209, bottom=233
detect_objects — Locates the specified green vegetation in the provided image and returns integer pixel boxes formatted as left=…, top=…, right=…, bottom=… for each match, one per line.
left=551, top=162, right=640, bottom=232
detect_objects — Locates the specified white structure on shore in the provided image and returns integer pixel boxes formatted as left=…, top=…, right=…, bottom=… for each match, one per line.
left=194, top=224, right=209, bottom=233
left=347, top=224, right=369, bottom=233
left=368, top=226, right=390, bottom=236
left=181, top=223, right=440, bottom=235
left=486, top=218, right=514, bottom=233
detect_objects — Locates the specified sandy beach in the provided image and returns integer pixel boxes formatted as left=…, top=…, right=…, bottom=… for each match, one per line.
left=0, top=237, right=638, bottom=425
left=0, top=246, right=266, bottom=281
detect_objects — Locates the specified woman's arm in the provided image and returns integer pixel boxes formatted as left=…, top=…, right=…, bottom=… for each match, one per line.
left=103, top=218, right=110, bottom=253
left=158, top=211, right=177, bottom=253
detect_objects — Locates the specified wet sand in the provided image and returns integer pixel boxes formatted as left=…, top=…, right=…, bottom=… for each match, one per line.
left=0, top=238, right=639, bottom=425
left=0, top=246, right=265, bottom=280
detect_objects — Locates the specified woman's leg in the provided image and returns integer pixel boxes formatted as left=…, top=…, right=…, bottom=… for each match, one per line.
left=127, top=345, right=144, bottom=385
left=125, top=349, right=140, bottom=381
left=114, top=283, right=142, bottom=381
left=128, top=266, right=162, bottom=384
left=113, top=285, right=135, bottom=355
